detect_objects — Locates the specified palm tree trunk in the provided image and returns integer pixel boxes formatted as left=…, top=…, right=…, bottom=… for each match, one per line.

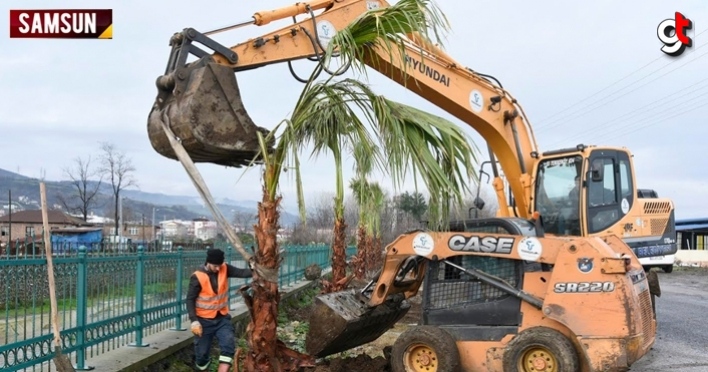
left=364, top=234, right=375, bottom=277
left=242, top=192, right=314, bottom=371
left=325, top=218, right=349, bottom=292
left=353, top=225, right=367, bottom=280
left=367, top=236, right=383, bottom=277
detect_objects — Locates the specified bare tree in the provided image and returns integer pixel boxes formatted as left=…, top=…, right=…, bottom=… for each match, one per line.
left=449, top=186, right=499, bottom=220
left=232, top=209, right=256, bottom=233
left=98, top=142, right=137, bottom=237
left=57, top=156, right=103, bottom=221
left=307, top=192, right=336, bottom=230
left=289, top=221, right=318, bottom=245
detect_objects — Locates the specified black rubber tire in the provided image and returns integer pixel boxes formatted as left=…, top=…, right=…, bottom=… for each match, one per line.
left=503, top=327, right=580, bottom=372
left=663, top=264, right=673, bottom=273
left=391, top=325, right=461, bottom=372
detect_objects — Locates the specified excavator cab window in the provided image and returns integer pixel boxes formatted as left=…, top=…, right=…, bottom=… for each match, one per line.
left=586, top=150, right=634, bottom=233
left=534, top=155, right=582, bottom=236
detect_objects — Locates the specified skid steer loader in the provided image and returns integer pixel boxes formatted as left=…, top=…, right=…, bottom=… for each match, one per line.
left=305, top=217, right=656, bottom=372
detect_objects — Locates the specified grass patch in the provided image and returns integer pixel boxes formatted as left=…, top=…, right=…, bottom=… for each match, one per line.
left=2, top=298, right=97, bottom=316
left=1, top=279, right=184, bottom=315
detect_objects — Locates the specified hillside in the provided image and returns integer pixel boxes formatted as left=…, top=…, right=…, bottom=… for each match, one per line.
left=0, top=168, right=299, bottom=225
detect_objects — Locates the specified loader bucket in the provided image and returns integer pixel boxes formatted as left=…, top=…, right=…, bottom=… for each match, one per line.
left=305, top=290, right=410, bottom=357
left=147, top=57, right=274, bottom=167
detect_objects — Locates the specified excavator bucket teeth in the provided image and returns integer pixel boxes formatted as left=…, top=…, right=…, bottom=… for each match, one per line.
left=147, top=58, right=274, bottom=167
left=305, top=291, right=410, bottom=358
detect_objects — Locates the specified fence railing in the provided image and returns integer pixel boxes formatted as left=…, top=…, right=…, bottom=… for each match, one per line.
left=1, top=234, right=218, bottom=257
left=0, top=243, right=356, bottom=371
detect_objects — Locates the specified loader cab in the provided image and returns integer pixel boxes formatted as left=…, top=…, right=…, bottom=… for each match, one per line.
left=421, top=218, right=539, bottom=339
left=533, top=147, right=635, bottom=237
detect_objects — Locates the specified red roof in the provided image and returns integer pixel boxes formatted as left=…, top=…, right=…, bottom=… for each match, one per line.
left=0, top=210, right=93, bottom=226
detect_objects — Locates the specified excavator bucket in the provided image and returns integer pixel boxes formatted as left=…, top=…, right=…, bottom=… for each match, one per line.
left=305, top=290, right=410, bottom=357
left=147, top=57, right=273, bottom=167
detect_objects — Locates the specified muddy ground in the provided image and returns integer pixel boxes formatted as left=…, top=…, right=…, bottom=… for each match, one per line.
left=154, top=268, right=706, bottom=371
left=297, top=287, right=422, bottom=372
left=147, top=279, right=416, bottom=372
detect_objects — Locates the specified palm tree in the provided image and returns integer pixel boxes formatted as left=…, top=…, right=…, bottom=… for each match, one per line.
left=365, top=182, right=386, bottom=275
left=286, top=0, right=479, bottom=293
left=349, top=139, right=386, bottom=280
left=355, top=180, right=386, bottom=277
left=243, top=0, right=479, bottom=369
left=239, top=124, right=313, bottom=372
left=349, top=176, right=373, bottom=279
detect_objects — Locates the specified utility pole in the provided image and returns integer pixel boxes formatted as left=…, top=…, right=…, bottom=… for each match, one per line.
left=152, top=207, right=156, bottom=241
left=118, top=196, right=122, bottom=241
left=7, top=190, right=11, bottom=254
left=141, top=214, right=146, bottom=245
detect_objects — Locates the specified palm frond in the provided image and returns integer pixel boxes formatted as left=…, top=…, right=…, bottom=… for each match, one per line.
left=287, top=76, right=479, bottom=228
left=278, top=0, right=476, bottom=229
left=372, top=98, right=479, bottom=228
left=324, top=0, right=449, bottom=79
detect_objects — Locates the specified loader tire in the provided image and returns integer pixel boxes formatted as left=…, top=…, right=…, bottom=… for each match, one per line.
left=391, top=325, right=460, bottom=372
left=503, top=327, right=579, bottom=372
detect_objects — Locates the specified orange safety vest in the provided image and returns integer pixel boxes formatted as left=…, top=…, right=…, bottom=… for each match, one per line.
left=194, top=264, right=229, bottom=319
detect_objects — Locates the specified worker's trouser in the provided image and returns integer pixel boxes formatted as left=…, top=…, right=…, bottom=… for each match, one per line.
left=194, top=314, right=235, bottom=370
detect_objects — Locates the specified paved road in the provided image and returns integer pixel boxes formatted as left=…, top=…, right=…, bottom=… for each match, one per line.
left=630, top=269, right=708, bottom=371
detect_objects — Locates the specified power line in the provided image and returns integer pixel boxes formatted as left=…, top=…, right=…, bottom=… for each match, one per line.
left=589, top=99, right=708, bottom=144
left=534, top=58, right=663, bottom=124
left=578, top=90, right=708, bottom=145
left=536, top=27, right=708, bottom=129
left=546, top=77, right=708, bottom=148
left=536, top=45, right=708, bottom=133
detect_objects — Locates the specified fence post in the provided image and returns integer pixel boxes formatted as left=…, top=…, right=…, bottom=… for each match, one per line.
left=74, top=245, right=94, bottom=370
left=129, top=245, right=149, bottom=347
left=225, top=244, right=234, bottom=309
left=170, top=246, right=186, bottom=331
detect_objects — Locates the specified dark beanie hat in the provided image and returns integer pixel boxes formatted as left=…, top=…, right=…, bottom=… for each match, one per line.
left=206, top=248, right=225, bottom=265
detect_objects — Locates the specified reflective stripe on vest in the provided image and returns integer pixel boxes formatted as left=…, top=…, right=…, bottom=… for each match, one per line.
left=194, top=265, right=229, bottom=318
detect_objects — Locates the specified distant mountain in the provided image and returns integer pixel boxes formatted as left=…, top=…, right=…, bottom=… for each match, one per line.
left=0, top=168, right=25, bottom=180
left=0, top=168, right=299, bottom=225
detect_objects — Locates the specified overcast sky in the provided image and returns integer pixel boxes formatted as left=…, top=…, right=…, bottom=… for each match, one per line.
left=2, top=0, right=707, bottom=219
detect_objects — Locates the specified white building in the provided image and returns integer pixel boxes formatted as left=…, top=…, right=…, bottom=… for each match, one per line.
left=159, top=220, right=190, bottom=238
left=193, top=218, right=218, bottom=241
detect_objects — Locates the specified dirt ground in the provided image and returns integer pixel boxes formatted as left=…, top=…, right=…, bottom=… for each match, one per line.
left=152, top=268, right=707, bottom=371
left=297, top=280, right=423, bottom=372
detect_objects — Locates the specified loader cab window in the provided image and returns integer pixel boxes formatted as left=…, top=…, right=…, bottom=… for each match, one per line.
left=619, top=156, right=634, bottom=205
left=534, top=155, right=582, bottom=236
left=424, top=255, right=523, bottom=327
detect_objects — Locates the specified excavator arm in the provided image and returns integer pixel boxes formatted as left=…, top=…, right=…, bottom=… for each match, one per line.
left=147, top=0, right=540, bottom=217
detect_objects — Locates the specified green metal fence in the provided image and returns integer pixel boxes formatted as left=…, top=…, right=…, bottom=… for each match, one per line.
left=0, top=243, right=356, bottom=371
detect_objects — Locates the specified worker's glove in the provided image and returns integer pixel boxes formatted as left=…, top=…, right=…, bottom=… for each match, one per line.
left=190, top=321, right=202, bottom=337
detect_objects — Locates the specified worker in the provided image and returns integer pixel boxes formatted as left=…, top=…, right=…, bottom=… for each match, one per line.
left=568, top=175, right=581, bottom=207
left=186, top=248, right=252, bottom=372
